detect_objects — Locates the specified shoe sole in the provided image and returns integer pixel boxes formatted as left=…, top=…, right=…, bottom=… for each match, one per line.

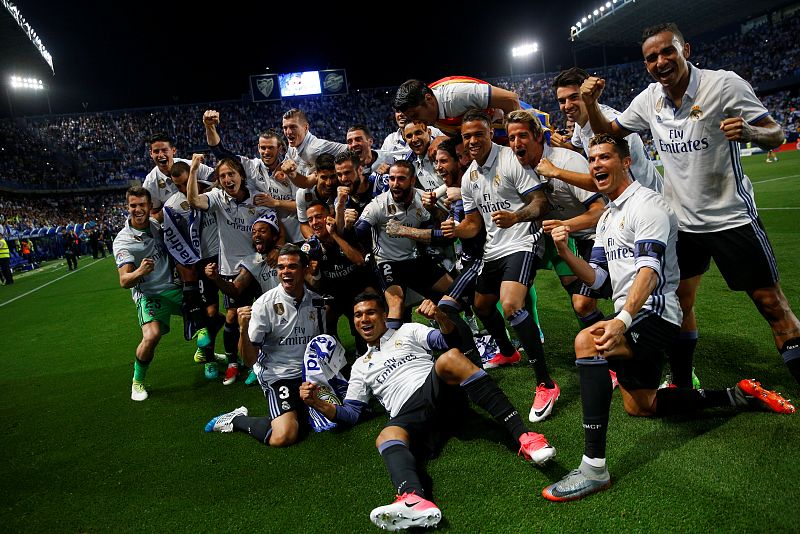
left=370, top=509, right=442, bottom=531
left=738, top=379, right=796, bottom=414
left=542, top=479, right=611, bottom=502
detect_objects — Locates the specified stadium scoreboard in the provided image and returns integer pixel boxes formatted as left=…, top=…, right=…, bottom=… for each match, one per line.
left=250, top=69, right=348, bottom=102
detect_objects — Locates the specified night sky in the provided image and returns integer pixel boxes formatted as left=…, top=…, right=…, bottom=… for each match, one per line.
left=8, top=0, right=642, bottom=114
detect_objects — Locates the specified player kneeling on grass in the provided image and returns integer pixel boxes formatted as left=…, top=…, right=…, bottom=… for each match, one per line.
left=113, top=186, right=183, bottom=402
left=541, top=134, right=795, bottom=503
left=300, top=292, right=555, bottom=531
left=204, top=244, right=324, bottom=447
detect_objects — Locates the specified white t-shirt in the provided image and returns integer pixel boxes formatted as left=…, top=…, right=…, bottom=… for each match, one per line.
left=358, top=189, right=431, bottom=263
left=238, top=253, right=279, bottom=295
left=591, top=181, right=681, bottom=326
left=345, top=323, right=436, bottom=417
left=461, top=143, right=544, bottom=262
left=433, top=83, right=491, bottom=120
left=249, top=286, right=324, bottom=384
left=572, top=104, right=664, bottom=194
left=541, top=145, right=603, bottom=240
left=616, top=65, right=769, bottom=232
left=237, top=156, right=302, bottom=243
left=410, top=154, right=444, bottom=192
left=113, top=218, right=178, bottom=300
left=204, top=186, right=278, bottom=276
left=286, top=132, right=348, bottom=177
left=143, top=158, right=213, bottom=210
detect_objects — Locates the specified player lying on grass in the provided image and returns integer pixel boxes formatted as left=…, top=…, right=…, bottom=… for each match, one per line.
left=541, top=134, right=795, bottom=503
left=299, top=292, right=555, bottom=531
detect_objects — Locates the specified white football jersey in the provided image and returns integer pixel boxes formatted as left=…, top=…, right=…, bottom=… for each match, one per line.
left=591, top=181, right=681, bottom=326
left=461, top=143, right=545, bottom=261
left=249, top=286, right=324, bottom=384
left=143, top=158, right=213, bottom=210
left=204, top=186, right=278, bottom=276
left=358, top=189, right=431, bottom=263
left=616, top=65, right=768, bottom=232
left=238, top=253, right=279, bottom=295
left=345, top=323, right=436, bottom=417
left=286, top=131, right=348, bottom=178
left=113, top=218, right=178, bottom=300
left=237, top=156, right=303, bottom=243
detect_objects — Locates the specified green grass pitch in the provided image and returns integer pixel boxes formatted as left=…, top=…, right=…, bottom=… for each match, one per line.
left=2, top=151, right=799, bottom=532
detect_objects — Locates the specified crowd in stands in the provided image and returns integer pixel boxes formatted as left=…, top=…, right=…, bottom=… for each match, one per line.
left=0, top=10, right=797, bottom=193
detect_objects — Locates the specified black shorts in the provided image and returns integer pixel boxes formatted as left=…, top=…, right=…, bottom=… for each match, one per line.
left=386, top=367, right=465, bottom=436
left=263, top=377, right=307, bottom=420
left=676, top=219, right=779, bottom=291
left=475, top=250, right=539, bottom=295
left=614, top=313, right=680, bottom=391
left=196, top=256, right=220, bottom=305
left=446, top=257, right=482, bottom=300
left=376, top=258, right=448, bottom=296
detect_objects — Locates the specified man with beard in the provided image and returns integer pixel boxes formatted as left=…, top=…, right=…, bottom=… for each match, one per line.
left=403, top=120, right=443, bottom=192
left=113, top=186, right=182, bottom=401
left=296, top=154, right=339, bottom=239
left=142, top=133, right=213, bottom=219
left=355, top=161, right=453, bottom=330
left=204, top=244, right=324, bottom=449
left=203, top=110, right=303, bottom=242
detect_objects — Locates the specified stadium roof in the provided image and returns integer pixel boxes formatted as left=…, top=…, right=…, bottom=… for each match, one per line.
left=570, top=0, right=792, bottom=47
left=1, top=1, right=54, bottom=79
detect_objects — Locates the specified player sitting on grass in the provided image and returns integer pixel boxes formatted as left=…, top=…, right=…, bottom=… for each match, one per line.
left=541, top=134, right=795, bottom=503
left=300, top=292, right=555, bottom=531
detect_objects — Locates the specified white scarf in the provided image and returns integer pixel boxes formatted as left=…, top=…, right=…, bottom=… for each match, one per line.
left=302, top=335, right=349, bottom=432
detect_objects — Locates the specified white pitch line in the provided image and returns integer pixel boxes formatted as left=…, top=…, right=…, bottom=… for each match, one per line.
left=759, top=207, right=800, bottom=210
left=752, top=174, right=800, bottom=185
left=0, top=258, right=105, bottom=309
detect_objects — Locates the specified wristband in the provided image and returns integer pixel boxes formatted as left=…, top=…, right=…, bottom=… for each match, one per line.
left=616, top=310, right=633, bottom=331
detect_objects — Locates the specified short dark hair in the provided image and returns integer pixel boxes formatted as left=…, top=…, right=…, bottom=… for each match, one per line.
left=315, top=153, right=336, bottom=172
left=393, top=79, right=432, bottom=112
left=258, top=129, right=286, bottom=152
left=278, top=243, right=309, bottom=266
left=126, top=185, right=151, bottom=203
left=390, top=159, right=415, bottom=179
left=148, top=132, right=174, bottom=147
left=347, top=124, right=372, bottom=139
left=641, top=22, right=684, bottom=44
left=306, top=200, right=330, bottom=214
left=588, top=133, right=631, bottom=159
left=552, top=67, right=590, bottom=89
left=435, top=136, right=461, bottom=161
left=169, top=161, right=190, bottom=178
left=282, top=108, right=308, bottom=123
left=462, top=109, right=493, bottom=130
left=354, top=291, right=387, bottom=312
left=334, top=150, right=360, bottom=168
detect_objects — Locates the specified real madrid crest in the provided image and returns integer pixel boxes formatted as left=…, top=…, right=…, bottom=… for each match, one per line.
left=309, top=310, right=316, bottom=322
left=619, top=217, right=625, bottom=230
left=689, top=105, right=702, bottom=121
left=387, top=204, right=397, bottom=215
left=493, top=173, right=501, bottom=187
left=395, top=339, right=403, bottom=348
left=157, top=178, right=166, bottom=189
left=248, top=206, right=256, bottom=216
left=469, top=169, right=479, bottom=182
left=274, top=302, right=285, bottom=315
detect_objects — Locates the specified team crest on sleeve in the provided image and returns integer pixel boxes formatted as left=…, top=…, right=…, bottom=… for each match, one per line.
left=116, top=252, right=126, bottom=263
left=180, top=201, right=190, bottom=210
left=689, top=105, right=703, bottom=121
left=387, top=204, right=397, bottom=215
left=274, top=303, right=285, bottom=315
left=469, top=169, right=479, bottom=182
